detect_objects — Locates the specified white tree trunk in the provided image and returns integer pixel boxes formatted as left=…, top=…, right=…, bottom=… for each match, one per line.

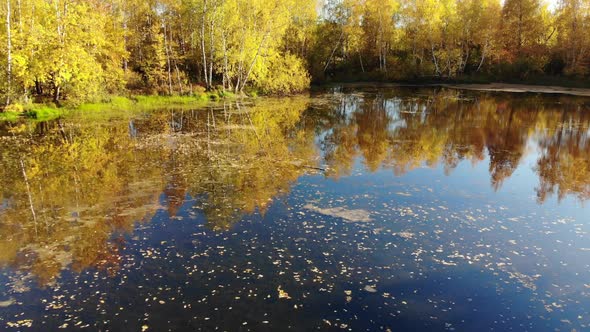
left=6, top=0, right=12, bottom=105
left=200, top=1, right=209, bottom=89
left=163, top=23, right=173, bottom=95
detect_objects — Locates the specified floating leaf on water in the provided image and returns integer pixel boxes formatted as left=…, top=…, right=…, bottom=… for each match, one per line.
left=364, top=285, right=377, bottom=293
left=0, top=298, right=15, bottom=308
left=278, top=286, right=291, bottom=299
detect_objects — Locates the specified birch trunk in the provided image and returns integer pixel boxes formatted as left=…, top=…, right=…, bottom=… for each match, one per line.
left=6, top=0, right=12, bottom=105
left=200, top=1, right=209, bottom=89
left=239, top=30, right=270, bottom=93
left=164, top=23, right=173, bottom=95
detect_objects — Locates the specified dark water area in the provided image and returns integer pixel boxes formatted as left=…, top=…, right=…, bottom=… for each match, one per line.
left=0, top=87, right=589, bottom=331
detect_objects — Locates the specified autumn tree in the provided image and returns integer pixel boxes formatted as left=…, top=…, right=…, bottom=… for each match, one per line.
left=554, top=0, right=590, bottom=75
left=455, top=0, right=502, bottom=73
left=361, top=0, right=400, bottom=73
left=497, top=0, right=554, bottom=77
left=3, top=0, right=590, bottom=106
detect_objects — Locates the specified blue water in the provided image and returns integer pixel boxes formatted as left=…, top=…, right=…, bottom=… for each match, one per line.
left=0, top=87, right=589, bottom=331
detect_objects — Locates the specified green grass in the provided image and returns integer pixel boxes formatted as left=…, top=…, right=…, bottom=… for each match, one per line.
left=132, top=94, right=212, bottom=108
left=25, top=106, right=66, bottom=121
left=77, top=96, right=134, bottom=112
left=77, top=92, right=224, bottom=112
left=0, top=91, right=235, bottom=122
left=0, top=111, right=20, bottom=121
left=0, top=104, right=66, bottom=122
left=219, top=91, right=237, bottom=99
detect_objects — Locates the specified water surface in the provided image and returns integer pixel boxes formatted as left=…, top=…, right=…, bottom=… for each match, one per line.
left=0, top=87, right=589, bottom=331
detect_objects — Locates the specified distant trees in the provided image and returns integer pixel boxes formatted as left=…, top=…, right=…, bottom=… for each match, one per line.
left=500, top=0, right=546, bottom=56
left=312, top=0, right=590, bottom=82
left=1, top=0, right=590, bottom=105
left=554, top=0, right=590, bottom=75
left=496, top=0, right=552, bottom=77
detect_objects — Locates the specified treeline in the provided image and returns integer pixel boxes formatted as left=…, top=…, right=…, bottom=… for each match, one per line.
left=1, top=0, right=590, bottom=105
left=315, top=0, right=589, bottom=82
left=0, top=0, right=315, bottom=105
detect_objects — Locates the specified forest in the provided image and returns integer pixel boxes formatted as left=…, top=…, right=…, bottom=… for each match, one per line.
left=0, top=0, right=589, bottom=106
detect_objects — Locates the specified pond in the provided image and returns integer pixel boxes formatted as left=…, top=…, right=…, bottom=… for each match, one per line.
left=0, top=87, right=589, bottom=331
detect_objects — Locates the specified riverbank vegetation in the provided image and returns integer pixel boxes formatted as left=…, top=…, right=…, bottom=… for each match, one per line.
left=0, top=93, right=231, bottom=121
left=0, top=0, right=589, bottom=110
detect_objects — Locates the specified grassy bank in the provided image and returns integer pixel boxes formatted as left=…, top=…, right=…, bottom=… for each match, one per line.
left=0, top=91, right=237, bottom=122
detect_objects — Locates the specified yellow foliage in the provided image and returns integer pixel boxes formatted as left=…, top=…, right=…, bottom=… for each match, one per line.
left=256, top=54, right=311, bottom=95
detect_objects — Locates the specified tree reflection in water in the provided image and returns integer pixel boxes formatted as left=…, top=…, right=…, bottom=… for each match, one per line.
left=1, top=88, right=589, bottom=285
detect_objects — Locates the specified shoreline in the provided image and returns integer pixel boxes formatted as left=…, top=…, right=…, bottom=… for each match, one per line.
left=3, top=82, right=590, bottom=122
left=442, top=83, right=590, bottom=97
left=330, top=82, right=590, bottom=97
left=0, top=93, right=236, bottom=122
